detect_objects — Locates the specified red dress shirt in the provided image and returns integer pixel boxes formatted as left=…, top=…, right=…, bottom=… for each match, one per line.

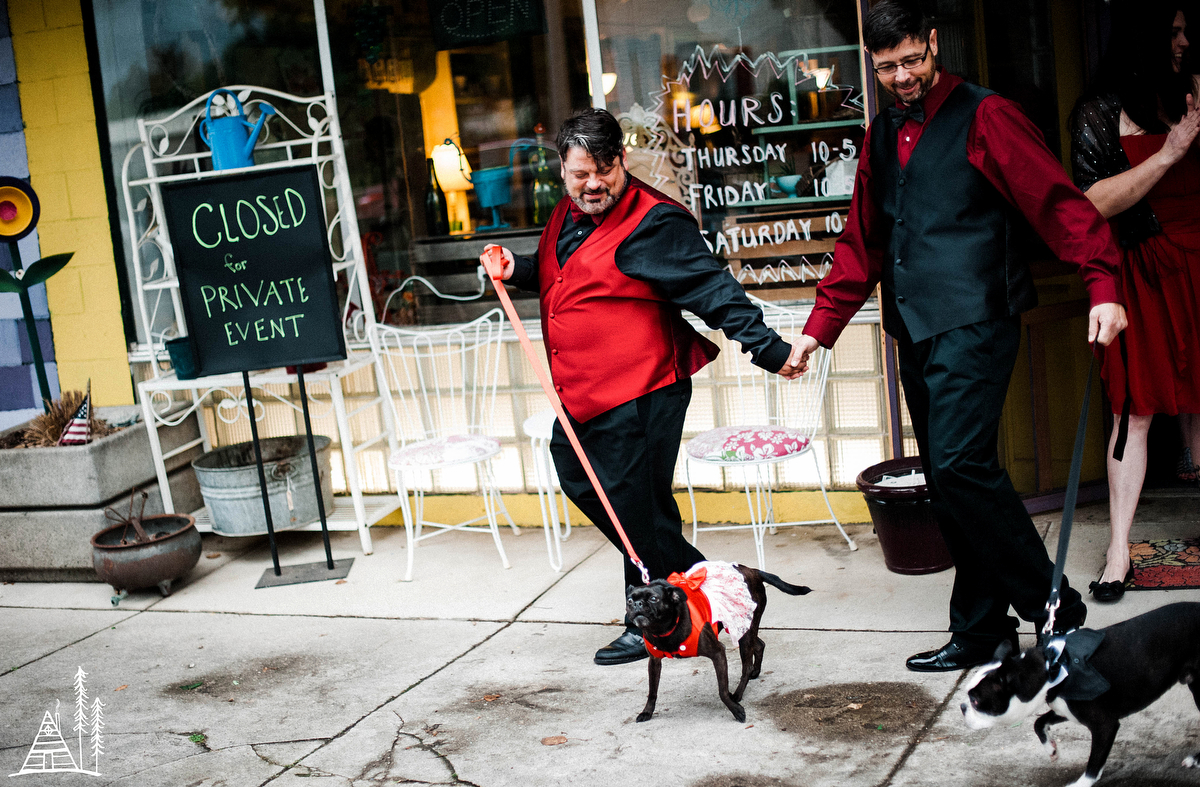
left=803, top=70, right=1122, bottom=347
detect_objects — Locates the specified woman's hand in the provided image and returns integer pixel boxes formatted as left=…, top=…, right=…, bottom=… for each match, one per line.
left=1159, top=93, right=1200, bottom=166
left=1084, top=95, right=1200, bottom=219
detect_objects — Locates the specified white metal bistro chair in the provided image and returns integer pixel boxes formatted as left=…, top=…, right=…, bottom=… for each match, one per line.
left=522, top=409, right=572, bottom=571
left=372, top=309, right=518, bottom=581
left=684, top=295, right=857, bottom=569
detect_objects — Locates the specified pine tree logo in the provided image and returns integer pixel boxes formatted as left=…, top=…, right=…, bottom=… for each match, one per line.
left=9, top=667, right=105, bottom=777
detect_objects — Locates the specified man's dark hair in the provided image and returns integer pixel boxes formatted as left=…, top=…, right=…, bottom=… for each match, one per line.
left=556, top=108, right=624, bottom=168
left=863, top=0, right=930, bottom=53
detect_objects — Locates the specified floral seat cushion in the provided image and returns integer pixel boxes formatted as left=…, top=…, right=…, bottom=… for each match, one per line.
left=686, top=426, right=811, bottom=463
left=388, top=434, right=501, bottom=469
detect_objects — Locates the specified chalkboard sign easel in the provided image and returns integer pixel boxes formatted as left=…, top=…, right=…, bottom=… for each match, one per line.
left=162, top=165, right=353, bottom=587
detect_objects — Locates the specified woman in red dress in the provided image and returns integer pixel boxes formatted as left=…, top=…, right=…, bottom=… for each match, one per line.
left=1072, top=1, right=1200, bottom=602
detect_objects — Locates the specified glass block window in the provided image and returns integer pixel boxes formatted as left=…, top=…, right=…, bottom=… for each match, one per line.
left=142, top=306, right=889, bottom=495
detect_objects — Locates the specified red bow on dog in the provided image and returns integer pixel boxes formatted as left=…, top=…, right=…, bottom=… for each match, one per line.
left=667, top=567, right=708, bottom=592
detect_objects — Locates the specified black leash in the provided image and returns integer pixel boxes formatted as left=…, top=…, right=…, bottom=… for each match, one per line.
left=1043, top=333, right=1129, bottom=636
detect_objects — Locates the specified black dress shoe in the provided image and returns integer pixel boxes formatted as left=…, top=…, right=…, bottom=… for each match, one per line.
left=1089, top=566, right=1135, bottom=603
left=594, top=628, right=648, bottom=665
left=906, top=636, right=1016, bottom=672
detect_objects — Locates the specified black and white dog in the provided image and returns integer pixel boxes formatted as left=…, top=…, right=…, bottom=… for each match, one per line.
left=960, top=602, right=1200, bottom=787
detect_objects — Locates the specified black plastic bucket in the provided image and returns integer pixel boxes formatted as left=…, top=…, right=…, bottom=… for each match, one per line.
left=855, top=457, right=953, bottom=575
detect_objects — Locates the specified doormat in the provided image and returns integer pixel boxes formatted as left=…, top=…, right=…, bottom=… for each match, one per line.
left=1129, top=539, right=1200, bottom=590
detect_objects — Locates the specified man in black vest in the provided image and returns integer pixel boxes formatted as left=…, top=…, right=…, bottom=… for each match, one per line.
left=793, top=1, right=1128, bottom=671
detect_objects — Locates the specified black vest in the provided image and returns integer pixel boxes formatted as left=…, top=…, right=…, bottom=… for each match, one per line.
left=871, top=81, right=1038, bottom=342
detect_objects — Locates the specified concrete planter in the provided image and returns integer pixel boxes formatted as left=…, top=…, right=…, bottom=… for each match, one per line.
left=0, top=405, right=205, bottom=581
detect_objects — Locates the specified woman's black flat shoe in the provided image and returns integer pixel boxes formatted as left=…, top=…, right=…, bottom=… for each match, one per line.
left=1089, top=566, right=1135, bottom=603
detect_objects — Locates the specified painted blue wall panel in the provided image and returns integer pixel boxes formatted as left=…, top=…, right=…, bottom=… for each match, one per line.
left=0, top=364, right=34, bottom=408
left=0, top=38, right=14, bottom=85
left=0, top=0, right=51, bottom=424
left=0, top=131, right=28, bottom=177
left=30, top=359, right=59, bottom=401
left=0, top=318, right=17, bottom=364
left=0, top=83, right=19, bottom=133
left=17, top=318, right=53, bottom=363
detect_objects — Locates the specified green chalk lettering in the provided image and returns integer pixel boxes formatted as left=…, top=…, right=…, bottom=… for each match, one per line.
left=218, top=204, right=240, bottom=243
left=270, top=317, right=285, bottom=339
left=254, top=318, right=268, bottom=342
left=264, top=281, right=283, bottom=306
left=236, top=322, right=251, bottom=342
left=272, top=196, right=290, bottom=230
left=280, top=277, right=296, bottom=301
left=218, top=286, right=239, bottom=313
left=201, top=285, right=217, bottom=318
left=284, top=188, right=307, bottom=227
left=256, top=195, right=280, bottom=235
left=192, top=204, right=220, bottom=249
left=284, top=313, right=304, bottom=337
left=235, top=199, right=261, bottom=239
left=240, top=280, right=264, bottom=307
left=224, top=321, right=238, bottom=345
left=297, top=277, right=309, bottom=303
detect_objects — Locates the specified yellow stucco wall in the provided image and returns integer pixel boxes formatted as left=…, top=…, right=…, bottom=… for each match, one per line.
left=377, top=490, right=872, bottom=528
left=9, top=0, right=132, bottom=405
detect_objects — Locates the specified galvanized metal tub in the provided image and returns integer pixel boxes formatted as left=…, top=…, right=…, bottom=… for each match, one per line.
left=192, top=436, right=334, bottom=537
left=91, top=513, right=201, bottom=599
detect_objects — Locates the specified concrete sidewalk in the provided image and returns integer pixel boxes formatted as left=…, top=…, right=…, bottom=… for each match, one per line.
left=2, top=493, right=1198, bottom=787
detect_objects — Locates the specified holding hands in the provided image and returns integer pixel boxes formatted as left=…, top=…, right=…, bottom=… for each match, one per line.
left=777, top=334, right=821, bottom=379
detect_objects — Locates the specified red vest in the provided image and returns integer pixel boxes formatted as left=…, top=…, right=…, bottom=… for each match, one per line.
left=537, top=177, right=719, bottom=422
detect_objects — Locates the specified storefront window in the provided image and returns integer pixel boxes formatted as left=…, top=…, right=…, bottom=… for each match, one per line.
left=91, top=0, right=591, bottom=345
left=323, top=0, right=591, bottom=325
left=596, top=0, right=866, bottom=294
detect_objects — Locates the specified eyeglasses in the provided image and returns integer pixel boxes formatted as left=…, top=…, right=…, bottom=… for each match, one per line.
left=872, top=43, right=931, bottom=76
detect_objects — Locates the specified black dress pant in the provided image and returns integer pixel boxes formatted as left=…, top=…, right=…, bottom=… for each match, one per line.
left=896, top=316, right=1085, bottom=645
left=550, top=377, right=705, bottom=600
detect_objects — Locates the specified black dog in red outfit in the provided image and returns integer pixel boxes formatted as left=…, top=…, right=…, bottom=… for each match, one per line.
left=626, top=561, right=810, bottom=722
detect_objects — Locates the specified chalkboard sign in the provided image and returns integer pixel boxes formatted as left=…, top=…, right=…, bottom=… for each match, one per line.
left=429, top=0, right=545, bottom=50
left=161, top=166, right=346, bottom=377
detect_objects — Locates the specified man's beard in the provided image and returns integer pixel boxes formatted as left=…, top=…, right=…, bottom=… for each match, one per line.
left=886, top=68, right=936, bottom=105
left=567, top=170, right=626, bottom=215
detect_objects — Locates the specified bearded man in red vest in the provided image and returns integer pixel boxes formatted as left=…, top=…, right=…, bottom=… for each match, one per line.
left=484, top=108, right=805, bottom=665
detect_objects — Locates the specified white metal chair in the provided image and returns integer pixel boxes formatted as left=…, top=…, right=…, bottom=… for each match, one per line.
left=684, top=295, right=857, bottom=569
left=372, top=309, right=518, bottom=581
left=522, top=409, right=572, bottom=571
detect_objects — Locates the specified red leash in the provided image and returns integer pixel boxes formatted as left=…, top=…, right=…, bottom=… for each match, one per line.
left=483, top=247, right=651, bottom=585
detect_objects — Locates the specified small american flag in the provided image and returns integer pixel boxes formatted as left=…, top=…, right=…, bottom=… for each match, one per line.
left=57, top=382, right=91, bottom=446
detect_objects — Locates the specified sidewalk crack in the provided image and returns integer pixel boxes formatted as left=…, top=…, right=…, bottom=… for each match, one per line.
left=874, top=671, right=968, bottom=787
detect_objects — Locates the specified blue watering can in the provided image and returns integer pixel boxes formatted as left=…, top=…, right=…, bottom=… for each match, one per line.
left=445, top=138, right=555, bottom=231
left=199, top=89, right=276, bottom=171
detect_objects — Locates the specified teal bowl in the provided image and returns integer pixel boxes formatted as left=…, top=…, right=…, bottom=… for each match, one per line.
left=771, top=175, right=802, bottom=197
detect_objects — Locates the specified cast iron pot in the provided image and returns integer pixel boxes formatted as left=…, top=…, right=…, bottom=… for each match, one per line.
left=91, top=513, right=201, bottom=606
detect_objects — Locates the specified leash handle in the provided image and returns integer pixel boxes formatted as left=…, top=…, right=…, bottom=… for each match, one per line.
left=483, top=247, right=651, bottom=586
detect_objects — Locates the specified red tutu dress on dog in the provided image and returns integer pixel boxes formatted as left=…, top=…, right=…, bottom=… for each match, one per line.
left=643, top=562, right=758, bottom=659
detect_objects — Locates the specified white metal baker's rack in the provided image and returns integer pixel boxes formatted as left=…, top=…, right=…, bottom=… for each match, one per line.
left=121, top=85, right=400, bottom=555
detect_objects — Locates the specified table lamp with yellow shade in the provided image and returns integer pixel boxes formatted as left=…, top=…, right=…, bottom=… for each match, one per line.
left=431, top=139, right=473, bottom=232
